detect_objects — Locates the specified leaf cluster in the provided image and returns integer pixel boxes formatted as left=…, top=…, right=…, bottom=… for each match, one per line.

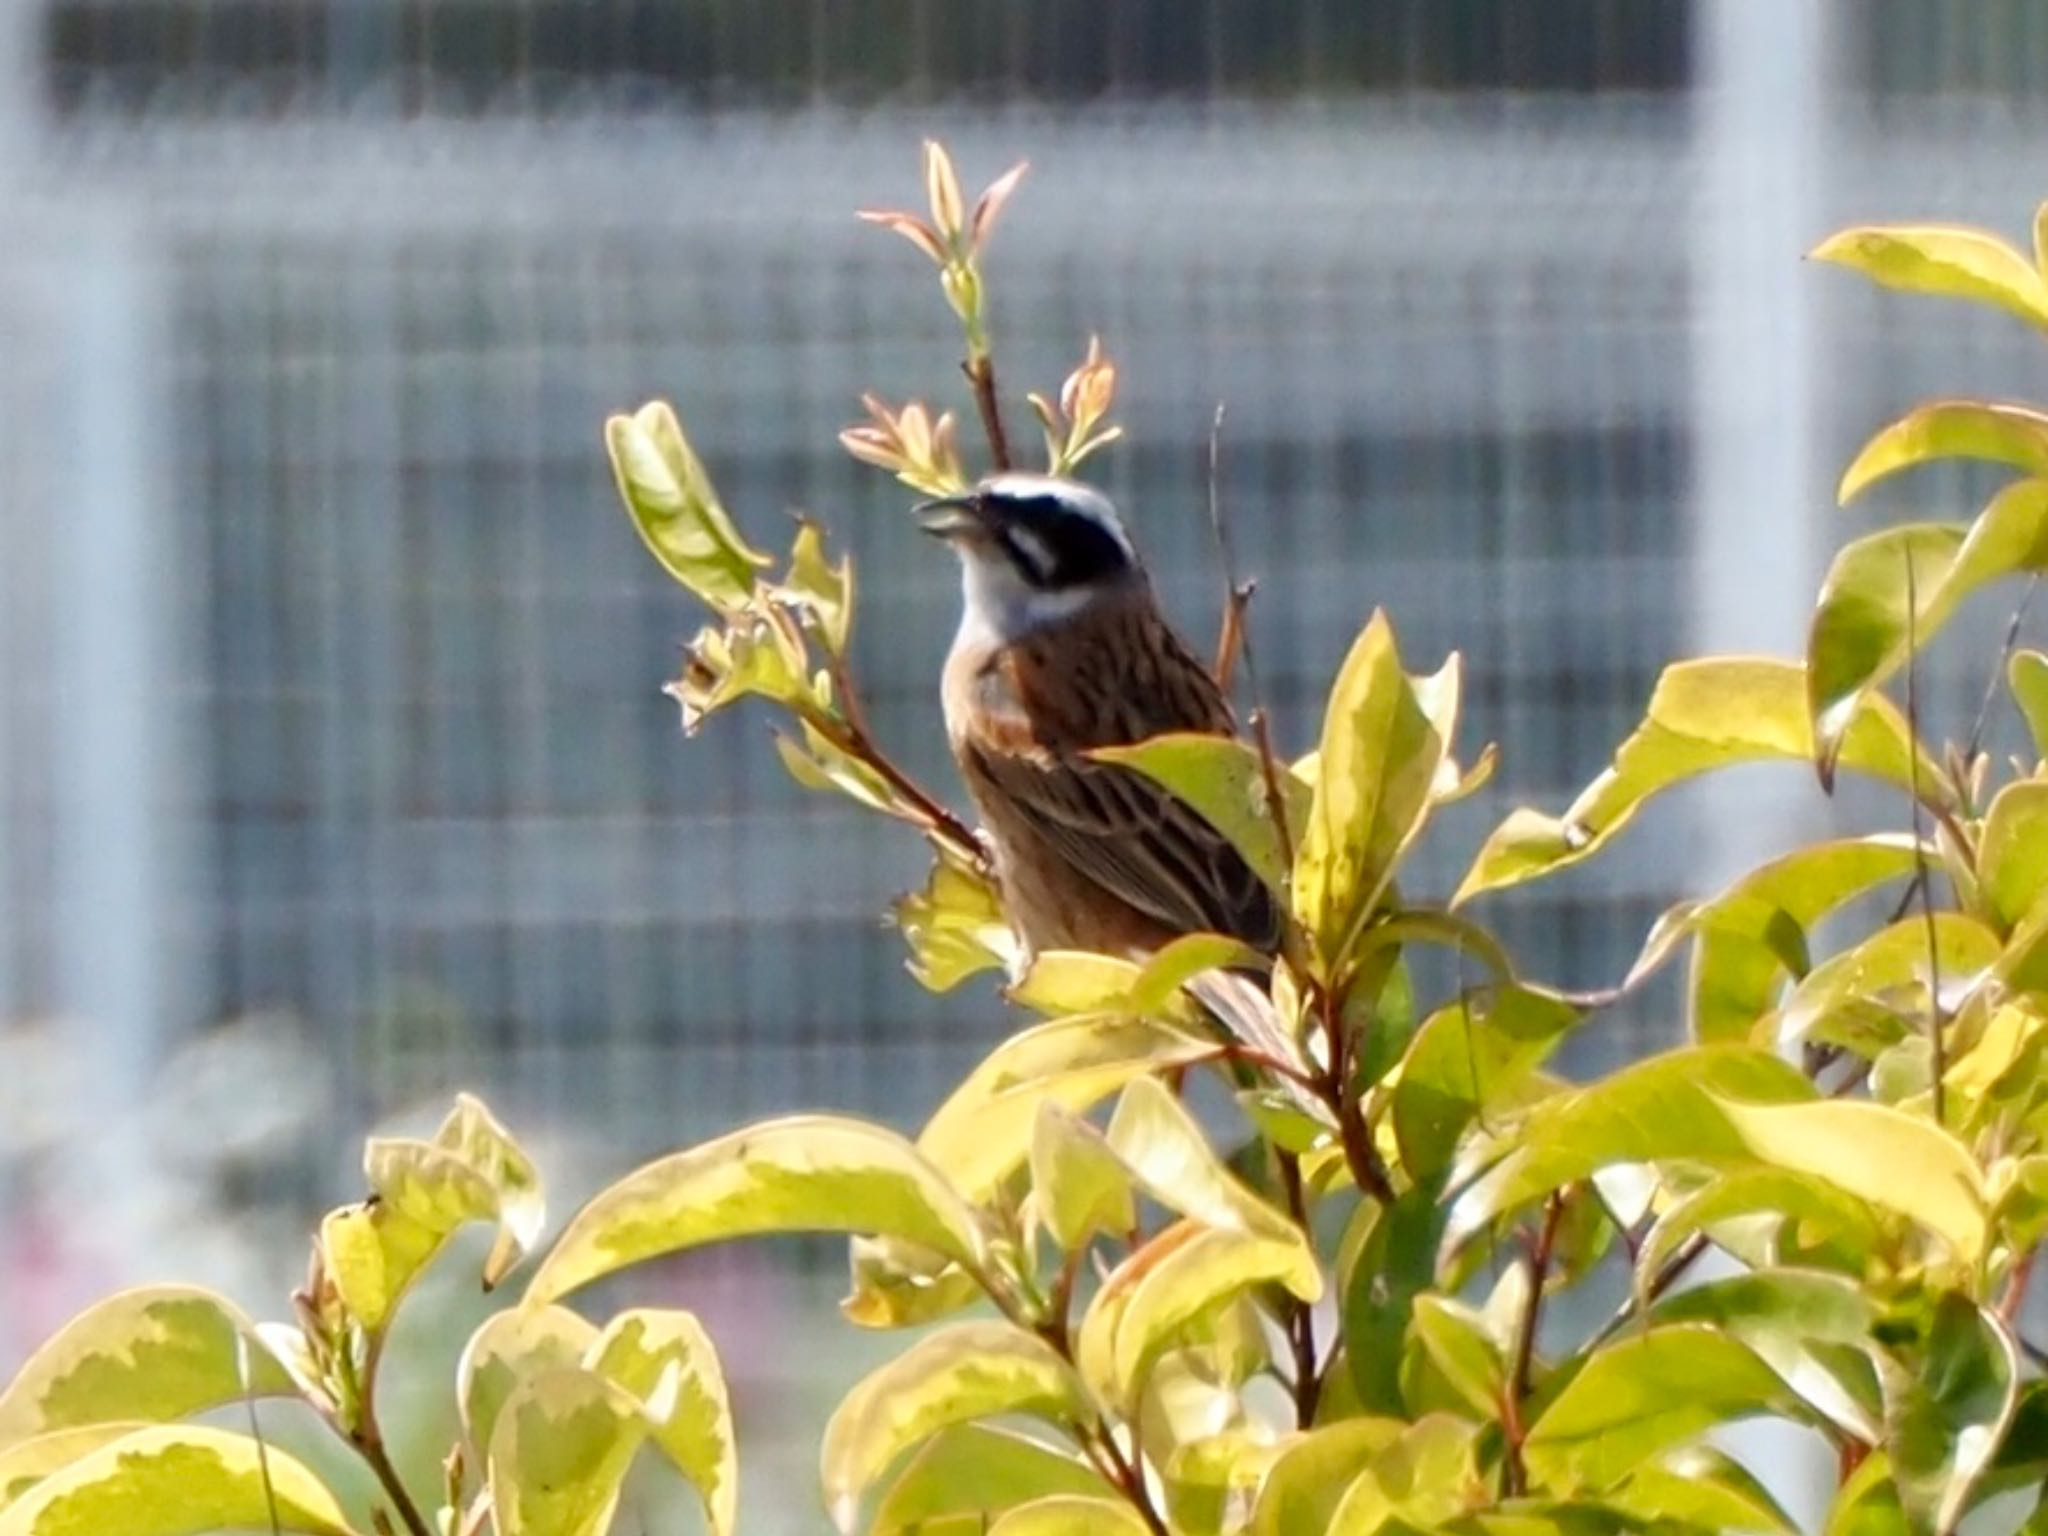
left=11, top=157, right=2048, bottom=1536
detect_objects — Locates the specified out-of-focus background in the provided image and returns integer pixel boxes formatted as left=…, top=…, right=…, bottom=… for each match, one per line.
left=2, top=0, right=2046, bottom=1525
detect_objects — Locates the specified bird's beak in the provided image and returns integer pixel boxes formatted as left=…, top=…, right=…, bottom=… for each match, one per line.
left=914, top=492, right=986, bottom=540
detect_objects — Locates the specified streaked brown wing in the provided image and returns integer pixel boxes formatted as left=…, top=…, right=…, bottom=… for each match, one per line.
left=964, top=736, right=1283, bottom=951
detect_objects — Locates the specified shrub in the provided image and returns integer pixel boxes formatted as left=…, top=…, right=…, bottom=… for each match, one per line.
left=3, top=146, right=2048, bottom=1536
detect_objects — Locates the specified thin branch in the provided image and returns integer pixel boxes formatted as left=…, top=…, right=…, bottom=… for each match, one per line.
left=1319, top=984, right=1397, bottom=1206
left=797, top=701, right=986, bottom=869
left=1902, top=551, right=1948, bottom=1128
left=1092, top=1430, right=1168, bottom=1536
left=1963, top=573, right=2041, bottom=774
left=1206, top=405, right=1261, bottom=694
left=963, top=355, right=1014, bottom=472
left=1276, top=1151, right=1322, bottom=1428
left=2003, top=1243, right=2040, bottom=1327
left=1588, top=1232, right=1710, bottom=1350
left=1500, top=1194, right=1565, bottom=1500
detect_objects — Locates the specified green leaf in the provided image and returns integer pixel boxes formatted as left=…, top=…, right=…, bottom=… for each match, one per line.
left=781, top=520, right=853, bottom=654
left=820, top=1321, right=1090, bottom=1534
left=1009, top=953, right=1147, bottom=1017
left=776, top=720, right=899, bottom=814
left=1342, top=1187, right=1445, bottom=1416
left=0, top=1288, right=292, bottom=1449
left=871, top=1425, right=1112, bottom=1536
left=1776, top=914, right=2003, bottom=1057
left=1826, top=1452, right=1909, bottom=1536
left=1644, top=1272, right=1881, bottom=1442
left=1404, top=1295, right=1506, bottom=1420
left=1523, top=1325, right=1792, bottom=1492
left=585, top=1310, right=736, bottom=1536
left=605, top=400, right=769, bottom=610
left=1809, top=484, right=2048, bottom=784
left=1089, top=735, right=1307, bottom=896
left=918, top=1015, right=1211, bottom=1202
left=666, top=615, right=811, bottom=734
left=1455, top=659, right=1949, bottom=904
left=0, top=1426, right=151, bottom=1511
left=487, top=1366, right=650, bottom=1536
left=1104, top=1077, right=1309, bottom=1257
left=1608, top=1447, right=1798, bottom=1535
left=1031, top=1103, right=1136, bottom=1250
left=527, top=1114, right=988, bottom=1304
left=1163, top=1431, right=1282, bottom=1536
left=0, top=1425, right=359, bottom=1536
left=1131, top=933, right=1267, bottom=1017
left=1329, top=1415, right=1481, bottom=1535
left=1625, top=836, right=1921, bottom=1043
left=1637, top=1169, right=1883, bottom=1291
left=988, top=1497, right=1152, bottom=1535
left=1447, top=1046, right=1814, bottom=1249
left=458, top=1306, right=600, bottom=1458
left=1837, top=400, right=2048, bottom=504
left=1980, top=781, right=2048, bottom=932
left=2011, top=650, right=2048, bottom=761
left=1392, top=986, right=1582, bottom=1186
left=1249, top=1419, right=1405, bottom=1536
left=1099, top=1223, right=1319, bottom=1408
left=1716, top=1099, right=1989, bottom=1262
left=1811, top=223, right=2048, bottom=329
left=1880, top=1294, right=2018, bottom=1536
left=1293, top=613, right=1456, bottom=968
left=840, top=1235, right=983, bottom=1330
left=893, top=845, right=1017, bottom=993
left=430, top=1093, right=546, bottom=1286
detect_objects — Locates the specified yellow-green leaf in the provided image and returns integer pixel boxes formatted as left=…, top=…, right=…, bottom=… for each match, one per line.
left=0, top=1425, right=359, bottom=1536
left=1981, top=780, right=2048, bottom=932
left=1009, top=953, right=1146, bottom=1017
left=840, top=1236, right=983, bottom=1331
left=584, top=1310, right=735, bottom=1536
left=871, top=1425, right=1113, bottom=1536
left=1812, top=223, right=2048, bottom=329
left=1809, top=483, right=2048, bottom=785
left=918, top=1015, right=1211, bottom=1202
left=0, top=1288, right=292, bottom=1449
left=1775, top=913, right=2002, bottom=1056
left=605, top=400, right=769, bottom=610
left=1879, top=1294, right=2018, bottom=1536
left=1391, top=985, right=1582, bottom=1186
left=1636, top=1169, right=1882, bottom=1293
left=1249, top=1419, right=1405, bottom=1536
left=432, top=1094, right=545, bottom=1286
left=820, top=1322, right=1091, bottom=1534
left=487, top=1366, right=649, bottom=1536
left=1031, top=1103, right=1136, bottom=1251
left=1625, top=836, right=1921, bottom=1043
left=319, top=1202, right=440, bottom=1333
left=1105, top=1077, right=1307, bottom=1254
left=782, top=520, right=854, bottom=654
left=1716, top=1098, right=1989, bottom=1261
left=1608, top=1447, right=1798, bottom=1535
left=458, top=1306, right=599, bottom=1457
left=1447, top=1046, right=1814, bottom=1248
left=527, top=1115, right=987, bottom=1304
left=1455, top=659, right=1949, bottom=904
left=1105, top=1224, right=1319, bottom=1407
left=1837, top=400, right=2048, bottom=504
left=893, top=845, right=1017, bottom=992
left=0, top=1426, right=151, bottom=1511
left=1328, top=1415, right=1480, bottom=1535
left=1405, top=1296, right=1506, bottom=1420
left=2011, top=650, right=2048, bottom=761
left=1524, top=1325, right=1791, bottom=1492
left=988, top=1497, right=1151, bottom=1535
left=1293, top=614, right=1455, bottom=968
left=1089, top=735, right=1307, bottom=896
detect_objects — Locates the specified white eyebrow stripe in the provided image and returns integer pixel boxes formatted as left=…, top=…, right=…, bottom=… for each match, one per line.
left=1003, top=523, right=1058, bottom=583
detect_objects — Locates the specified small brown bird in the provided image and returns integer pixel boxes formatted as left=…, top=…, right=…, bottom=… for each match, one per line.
left=919, top=474, right=1280, bottom=963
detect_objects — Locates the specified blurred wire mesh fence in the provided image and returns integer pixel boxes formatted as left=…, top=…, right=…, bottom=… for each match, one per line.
left=3, top=0, right=2048, bottom=1520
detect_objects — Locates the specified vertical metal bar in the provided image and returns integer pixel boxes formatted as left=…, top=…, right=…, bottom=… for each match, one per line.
left=1690, top=0, right=1831, bottom=882
left=50, top=211, right=184, bottom=1283
left=1690, top=9, right=1834, bottom=1522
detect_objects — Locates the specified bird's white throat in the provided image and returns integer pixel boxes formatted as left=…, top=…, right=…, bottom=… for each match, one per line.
left=954, top=553, right=1097, bottom=652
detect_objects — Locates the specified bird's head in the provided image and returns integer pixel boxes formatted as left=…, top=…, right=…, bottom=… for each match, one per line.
left=917, top=474, right=1141, bottom=634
